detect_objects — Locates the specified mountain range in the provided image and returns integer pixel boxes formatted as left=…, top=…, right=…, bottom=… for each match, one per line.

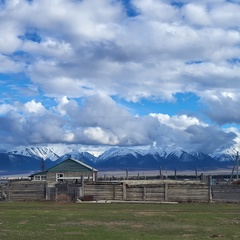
left=0, top=146, right=237, bottom=176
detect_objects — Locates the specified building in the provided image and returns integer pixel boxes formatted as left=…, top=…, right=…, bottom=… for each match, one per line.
left=30, top=158, right=98, bottom=183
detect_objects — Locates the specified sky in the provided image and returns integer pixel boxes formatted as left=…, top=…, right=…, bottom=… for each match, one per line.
left=0, top=0, right=240, bottom=155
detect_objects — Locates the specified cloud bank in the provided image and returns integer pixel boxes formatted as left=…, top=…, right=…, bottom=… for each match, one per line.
left=0, top=0, right=240, bottom=153
left=0, top=93, right=236, bottom=154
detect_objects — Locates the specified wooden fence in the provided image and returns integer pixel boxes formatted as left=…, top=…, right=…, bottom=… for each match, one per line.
left=8, top=180, right=46, bottom=201
left=1, top=179, right=239, bottom=203
left=212, top=185, right=240, bottom=203
left=84, top=180, right=210, bottom=202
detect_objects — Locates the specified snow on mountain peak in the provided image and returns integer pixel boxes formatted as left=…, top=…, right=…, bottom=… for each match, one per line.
left=166, top=149, right=184, bottom=158
left=8, top=147, right=60, bottom=160
left=98, top=148, right=141, bottom=160
left=98, top=147, right=187, bottom=161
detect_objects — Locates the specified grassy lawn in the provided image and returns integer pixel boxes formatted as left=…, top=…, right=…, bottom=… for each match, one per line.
left=0, top=202, right=239, bottom=240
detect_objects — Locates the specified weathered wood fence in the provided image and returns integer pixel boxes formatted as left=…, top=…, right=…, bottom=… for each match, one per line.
left=0, top=180, right=46, bottom=201
left=84, top=180, right=210, bottom=202
left=1, top=179, right=240, bottom=203
left=212, top=185, right=240, bottom=203
left=10, top=181, right=46, bottom=201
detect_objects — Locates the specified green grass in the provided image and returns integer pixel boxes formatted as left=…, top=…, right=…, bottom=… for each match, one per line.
left=0, top=202, right=239, bottom=240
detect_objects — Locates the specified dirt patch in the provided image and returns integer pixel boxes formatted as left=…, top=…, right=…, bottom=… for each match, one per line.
left=209, top=234, right=224, bottom=238
left=135, top=211, right=168, bottom=216
left=18, top=220, right=29, bottom=225
left=61, top=221, right=82, bottom=226
left=219, top=219, right=240, bottom=225
left=64, top=231, right=82, bottom=235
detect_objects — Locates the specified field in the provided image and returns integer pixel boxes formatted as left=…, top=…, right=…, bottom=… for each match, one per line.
left=0, top=202, right=239, bottom=240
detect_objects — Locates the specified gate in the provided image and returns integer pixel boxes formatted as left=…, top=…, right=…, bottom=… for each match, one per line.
left=56, top=183, right=69, bottom=201
left=55, top=183, right=81, bottom=202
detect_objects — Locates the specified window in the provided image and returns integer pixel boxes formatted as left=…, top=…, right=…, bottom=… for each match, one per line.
left=41, top=175, right=46, bottom=181
left=34, top=175, right=46, bottom=181
left=34, top=175, right=40, bottom=181
left=56, top=173, right=64, bottom=181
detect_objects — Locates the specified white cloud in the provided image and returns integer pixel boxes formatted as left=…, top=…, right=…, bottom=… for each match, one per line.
left=0, top=54, right=24, bottom=73
left=0, top=94, right=237, bottom=154
left=224, top=127, right=240, bottom=152
left=0, top=103, right=16, bottom=114
left=210, top=2, right=240, bottom=28
left=150, top=113, right=208, bottom=130
left=83, top=127, right=119, bottom=145
left=63, top=132, right=75, bottom=142
left=22, top=38, right=73, bottom=59
left=133, top=0, right=179, bottom=22
left=200, top=91, right=240, bottom=124
left=0, top=0, right=240, bottom=151
left=24, top=100, right=45, bottom=114
left=183, top=4, right=212, bottom=26
left=1, top=0, right=240, bottom=106
left=0, top=21, right=22, bottom=54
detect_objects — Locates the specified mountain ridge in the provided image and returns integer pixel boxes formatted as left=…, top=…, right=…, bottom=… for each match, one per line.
left=0, top=146, right=236, bottom=175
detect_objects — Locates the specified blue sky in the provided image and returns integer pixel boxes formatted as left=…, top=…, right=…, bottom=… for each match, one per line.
left=0, top=0, right=240, bottom=155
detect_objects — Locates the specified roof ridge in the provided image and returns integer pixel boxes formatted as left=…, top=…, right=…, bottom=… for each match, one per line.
left=68, top=157, right=98, bottom=171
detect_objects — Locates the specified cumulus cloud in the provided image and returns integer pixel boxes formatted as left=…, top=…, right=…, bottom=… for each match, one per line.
left=150, top=113, right=208, bottom=130
left=0, top=93, right=237, bottom=154
left=201, top=91, right=240, bottom=125
left=0, top=0, right=240, bottom=152
left=185, top=125, right=236, bottom=153
left=1, top=0, right=240, bottom=104
left=24, top=100, right=46, bottom=114
left=183, top=3, right=212, bottom=26
left=150, top=113, right=235, bottom=153
left=0, top=54, right=24, bottom=73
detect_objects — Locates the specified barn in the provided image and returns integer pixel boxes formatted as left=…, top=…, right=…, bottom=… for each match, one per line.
left=30, top=158, right=98, bottom=183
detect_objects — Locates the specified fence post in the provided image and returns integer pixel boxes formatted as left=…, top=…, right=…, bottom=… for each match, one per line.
left=164, top=183, right=168, bottom=201
left=81, top=175, right=85, bottom=198
left=46, top=187, right=50, bottom=200
left=208, top=175, right=212, bottom=202
left=200, top=173, right=204, bottom=182
left=123, top=183, right=126, bottom=200
left=113, top=185, right=116, bottom=200
left=55, top=184, right=58, bottom=201
left=7, top=180, right=10, bottom=201
left=195, top=167, right=198, bottom=180
left=143, top=186, right=146, bottom=201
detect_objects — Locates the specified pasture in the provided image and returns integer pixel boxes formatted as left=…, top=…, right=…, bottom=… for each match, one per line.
left=0, top=202, right=239, bottom=240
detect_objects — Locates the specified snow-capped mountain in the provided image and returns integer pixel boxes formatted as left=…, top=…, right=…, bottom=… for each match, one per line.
left=0, top=146, right=236, bottom=175
left=98, top=148, right=142, bottom=161
left=95, top=147, right=233, bottom=171
left=210, top=151, right=236, bottom=162
left=8, top=147, right=61, bottom=161
left=7, top=145, right=96, bottom=161
left=55, top=151, right=97, bottom=165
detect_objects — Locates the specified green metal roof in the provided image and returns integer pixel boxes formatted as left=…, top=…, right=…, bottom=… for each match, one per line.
left=46, top=158, right=98, bottom=173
